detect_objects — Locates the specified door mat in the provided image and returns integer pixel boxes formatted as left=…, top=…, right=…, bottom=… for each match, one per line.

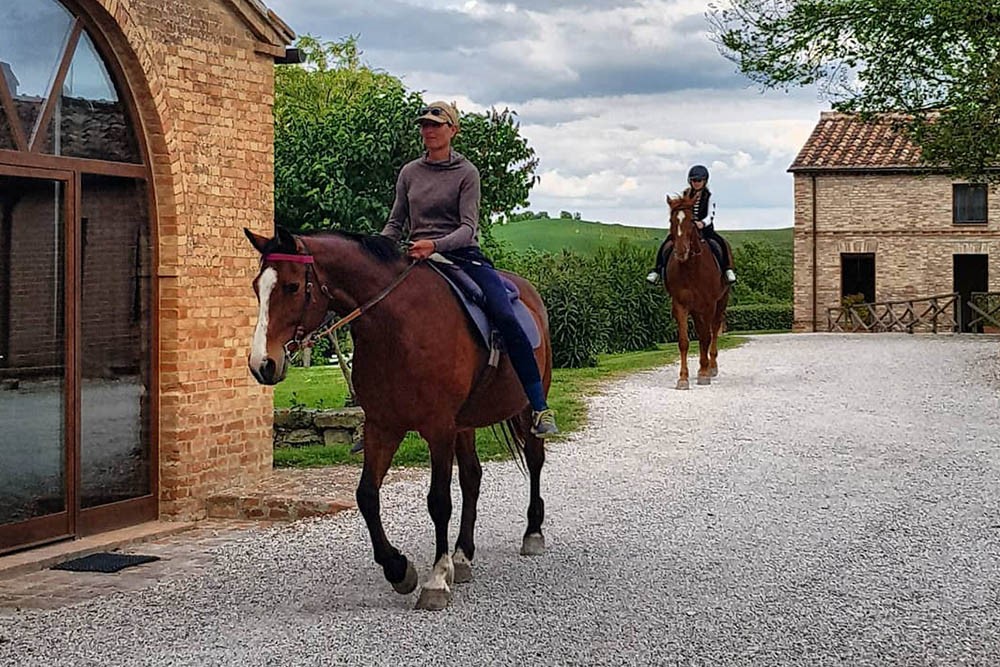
left=51, top=552, right=160, bottom=573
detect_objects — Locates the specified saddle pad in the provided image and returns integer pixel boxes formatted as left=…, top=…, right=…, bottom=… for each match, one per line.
left=428, top=262, right=541, bottom=350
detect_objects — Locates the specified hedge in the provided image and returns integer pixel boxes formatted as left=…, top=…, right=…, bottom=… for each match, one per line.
left=725, top=304, right=793, bottom=332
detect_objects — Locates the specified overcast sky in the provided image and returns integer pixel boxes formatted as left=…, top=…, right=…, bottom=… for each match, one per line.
left=264, top=0, right=829, bottom=230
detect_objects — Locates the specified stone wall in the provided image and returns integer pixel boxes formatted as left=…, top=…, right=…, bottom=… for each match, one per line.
left=273, top=408, right=365, bottom=450
left=793, top=173, right=1000, bottom=331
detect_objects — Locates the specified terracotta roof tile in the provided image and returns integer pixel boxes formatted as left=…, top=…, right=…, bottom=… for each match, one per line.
left=789, top=111, right=925, bottom=172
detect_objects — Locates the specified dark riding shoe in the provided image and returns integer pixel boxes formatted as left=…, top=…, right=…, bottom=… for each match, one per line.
left=531, top=409, right=559, bottom=438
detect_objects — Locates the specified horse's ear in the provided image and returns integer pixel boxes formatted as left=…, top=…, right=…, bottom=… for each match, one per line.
left=244, top=228, right=269, bottom=254
left=275, top=226, right=297, bottom=252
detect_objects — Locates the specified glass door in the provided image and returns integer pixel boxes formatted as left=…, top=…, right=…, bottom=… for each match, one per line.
left=0, top=168, right=74, bottom=553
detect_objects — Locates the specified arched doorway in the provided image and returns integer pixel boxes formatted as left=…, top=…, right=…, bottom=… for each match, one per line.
left=0, top=0, right=156, bottom=553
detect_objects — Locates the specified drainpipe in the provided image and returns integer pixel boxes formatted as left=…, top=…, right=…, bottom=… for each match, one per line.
left=812, top=174, right=818, bottom=331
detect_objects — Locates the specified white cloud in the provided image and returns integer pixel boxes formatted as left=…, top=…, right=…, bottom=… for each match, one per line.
left=265, top=0, right=829, bottom=230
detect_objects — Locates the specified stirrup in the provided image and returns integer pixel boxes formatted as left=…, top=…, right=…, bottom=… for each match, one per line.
left=531, top=409, right=559, bottom=438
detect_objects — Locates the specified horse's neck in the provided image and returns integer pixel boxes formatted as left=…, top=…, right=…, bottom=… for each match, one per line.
left=315, top=245, right=407, bottom=314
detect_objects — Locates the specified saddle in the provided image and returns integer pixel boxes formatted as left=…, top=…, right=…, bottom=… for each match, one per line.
left=427, top=254, right=541, bottom=367
left=705, top=237, right=725, bottom=271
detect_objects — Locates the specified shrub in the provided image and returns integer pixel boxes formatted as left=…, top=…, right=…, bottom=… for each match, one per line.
left=725, top=304, right=793, bottom=331
left=591, top=242, right=672, bottom=353
left=497, top=240, right=791, bottom=367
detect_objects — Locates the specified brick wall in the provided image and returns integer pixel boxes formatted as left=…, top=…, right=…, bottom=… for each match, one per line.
left=83, top=0, right=285, bottom=519
left=793, top=173, right=1000, bottom=331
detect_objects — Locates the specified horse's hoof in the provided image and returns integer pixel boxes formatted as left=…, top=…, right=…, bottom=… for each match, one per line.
left=414, top=587, right=452, bottom=611
left=697, top=376, right=711, bottom=385
left=453, top=560, right=472, bottom=584
left=391, top=562, right=418, bottom=595
left=520, top=533, right=545, bottom=556
left=452, top=550, right=473, bottom=584
left=676, top=379, right=690, bottom=390
left=710, top=368, right=719, bottom=377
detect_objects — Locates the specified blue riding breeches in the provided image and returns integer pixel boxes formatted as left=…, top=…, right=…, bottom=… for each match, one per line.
left=443, top=246, right=547, bottom=411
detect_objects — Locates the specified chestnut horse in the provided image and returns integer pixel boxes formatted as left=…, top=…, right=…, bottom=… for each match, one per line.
left=244, top=228, right=551, bottom=611
left=664, top=193, right=731, bottom=390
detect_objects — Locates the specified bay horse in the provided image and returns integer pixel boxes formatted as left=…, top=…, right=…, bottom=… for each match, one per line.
left=664, top=193, right=731, bottom=390
left=244, top=227, right=551, bottom=611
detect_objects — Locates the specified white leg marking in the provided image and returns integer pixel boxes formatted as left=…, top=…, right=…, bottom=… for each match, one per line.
left=424, top=553, right=454, bottom=592
left=250, top=267, right=277, bottom=369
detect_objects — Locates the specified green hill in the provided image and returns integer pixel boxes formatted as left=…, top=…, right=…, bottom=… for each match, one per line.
left=493, top=217, right=792, bottom=257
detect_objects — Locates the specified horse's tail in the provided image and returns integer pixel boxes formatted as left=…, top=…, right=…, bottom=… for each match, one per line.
left=490, top=417, right=527, bottom=474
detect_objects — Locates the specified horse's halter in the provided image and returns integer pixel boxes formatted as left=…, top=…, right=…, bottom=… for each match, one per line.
left=261, top=242, right=419, bottom=363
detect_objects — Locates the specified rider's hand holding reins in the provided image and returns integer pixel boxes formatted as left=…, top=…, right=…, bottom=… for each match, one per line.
left=407, top=239, right=436, bottom=260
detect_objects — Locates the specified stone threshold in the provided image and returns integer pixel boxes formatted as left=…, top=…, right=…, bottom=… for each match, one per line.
left=205, top=467, right=361, bottom=521
left=0, top=520, right=197, bottom=580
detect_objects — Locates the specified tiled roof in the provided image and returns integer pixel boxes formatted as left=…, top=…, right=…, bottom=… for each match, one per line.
left=789, top=111, right=926, bottom=172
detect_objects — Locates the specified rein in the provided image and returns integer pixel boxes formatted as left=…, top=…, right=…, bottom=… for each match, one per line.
left=262, top=247, right=419, bottom=360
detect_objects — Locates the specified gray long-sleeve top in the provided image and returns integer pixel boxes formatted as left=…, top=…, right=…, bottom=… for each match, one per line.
left=380, top=151, right=481, bottom=253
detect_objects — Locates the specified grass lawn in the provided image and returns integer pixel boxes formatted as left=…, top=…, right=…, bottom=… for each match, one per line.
left=273, top=335, right=745, bottom=468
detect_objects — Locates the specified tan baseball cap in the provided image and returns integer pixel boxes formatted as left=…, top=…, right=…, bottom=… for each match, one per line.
left=415, top=101, right=459, bottom=126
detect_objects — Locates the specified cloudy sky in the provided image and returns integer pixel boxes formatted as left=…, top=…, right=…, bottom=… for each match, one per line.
left=265, top=0, right=829, bottom=230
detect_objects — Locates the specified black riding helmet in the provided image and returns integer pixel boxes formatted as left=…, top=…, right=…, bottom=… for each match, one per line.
left=688, top=164, right=709, bottom=182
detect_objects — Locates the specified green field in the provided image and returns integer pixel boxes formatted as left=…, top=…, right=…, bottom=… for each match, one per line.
left=493, top=217, right=792, bottom=257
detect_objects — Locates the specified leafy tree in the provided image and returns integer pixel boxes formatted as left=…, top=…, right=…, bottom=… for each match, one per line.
left=453, top=108, right=540, bottom=246
left=709, top=0, right=1000, bottom=179
left=275, top=36, right=423, bottom=233
left=274, top=36, right=540, bottom=240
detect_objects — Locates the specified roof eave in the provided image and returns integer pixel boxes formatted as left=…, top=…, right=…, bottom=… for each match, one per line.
left=223, top=0, right=296, bottom=51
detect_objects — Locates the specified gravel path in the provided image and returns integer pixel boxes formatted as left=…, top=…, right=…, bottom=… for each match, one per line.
left=2, top=333, right=999, bottom=666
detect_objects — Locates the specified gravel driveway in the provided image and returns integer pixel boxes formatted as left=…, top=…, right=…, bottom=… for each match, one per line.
left=2, top=333, right=999, bottom=666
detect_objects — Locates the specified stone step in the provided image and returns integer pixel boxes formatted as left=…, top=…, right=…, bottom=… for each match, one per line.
left=205, top=468, right=359, bottom=521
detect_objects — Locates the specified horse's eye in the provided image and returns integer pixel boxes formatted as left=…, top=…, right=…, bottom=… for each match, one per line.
left=283, top=283, right=300, bottom=295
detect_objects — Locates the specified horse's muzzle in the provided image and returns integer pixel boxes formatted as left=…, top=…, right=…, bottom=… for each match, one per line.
left=249, top=356, right=285, bottom=385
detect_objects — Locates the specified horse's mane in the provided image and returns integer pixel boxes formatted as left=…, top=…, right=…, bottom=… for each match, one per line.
left=301, top=229, right=403, bottom=264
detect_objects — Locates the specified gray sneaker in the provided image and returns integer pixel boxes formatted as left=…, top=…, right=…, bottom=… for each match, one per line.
left=645, top=270, right=660, bottom=285
left=724, top=269, right=737, bottom=284
left=531, top=409, right=559, bottom=438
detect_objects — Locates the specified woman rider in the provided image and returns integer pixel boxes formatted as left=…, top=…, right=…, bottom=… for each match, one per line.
left=380, top=101, right=559, bottom=438
left=646, top=164, right=736, bottom=285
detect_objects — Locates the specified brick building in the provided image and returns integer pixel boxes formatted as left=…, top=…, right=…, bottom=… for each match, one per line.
left=790, top=111, right=999, bottom=332
left=0, top=0, right=294, bottom=553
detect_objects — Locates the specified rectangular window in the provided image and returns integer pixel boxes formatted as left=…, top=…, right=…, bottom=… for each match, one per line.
left=953, top=184, right=988, bottom=225
left=841, top=253, right=875, bottom=304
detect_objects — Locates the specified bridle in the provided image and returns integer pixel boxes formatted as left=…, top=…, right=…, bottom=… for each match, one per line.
left=261, top=243, right=419, bottom=362
left=671, top=202, right=703, bottom=260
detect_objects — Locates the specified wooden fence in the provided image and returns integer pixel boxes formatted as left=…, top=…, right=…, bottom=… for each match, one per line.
left=827, top=293, right=960, bottom=333
left=968, top=292, right=1000, bottom=332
